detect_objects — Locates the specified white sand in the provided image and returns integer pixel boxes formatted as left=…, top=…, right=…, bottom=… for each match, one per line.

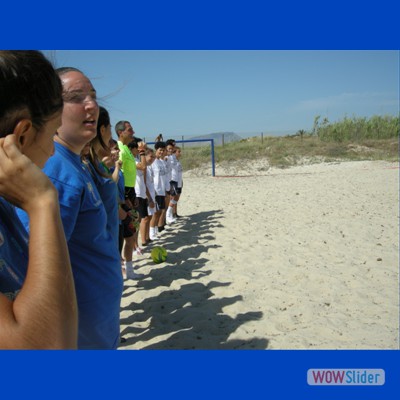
left=119, top=160, right=399, bottom=349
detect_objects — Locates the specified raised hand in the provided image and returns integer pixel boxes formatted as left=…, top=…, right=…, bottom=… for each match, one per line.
left=0, top=134, right=57, bottom=212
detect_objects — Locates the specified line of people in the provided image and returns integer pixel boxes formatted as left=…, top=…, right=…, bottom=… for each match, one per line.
left=0, top=50, right=183, bottom=349
left=113, top=121, right=184, bottom=279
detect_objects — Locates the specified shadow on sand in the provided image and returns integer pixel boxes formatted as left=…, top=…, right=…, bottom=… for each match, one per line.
left=119, top=209, right=269, bottom=349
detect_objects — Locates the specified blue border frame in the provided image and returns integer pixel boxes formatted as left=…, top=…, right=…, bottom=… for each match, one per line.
left=1, top=350, right=399, bottom=399
left=2, top=1, right=400, bottom=49
left=1, top=1, right=399, bottom=399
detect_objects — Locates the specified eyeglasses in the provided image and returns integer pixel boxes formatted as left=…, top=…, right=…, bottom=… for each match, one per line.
left=63, top=89, right=97, bottom=105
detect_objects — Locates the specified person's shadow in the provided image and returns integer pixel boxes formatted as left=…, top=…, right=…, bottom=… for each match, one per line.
left=119, top=209, right=269, bottom=349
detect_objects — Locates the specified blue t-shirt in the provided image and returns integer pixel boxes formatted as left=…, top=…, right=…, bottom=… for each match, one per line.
left=109, top=168, right=125, bottom=227
left=116, top=169, right=125, bottom=203
left=86, top=162, right=119, bottom=251
left=17, top=142, right=123, bottom=350
left=0, top=198, right=28, bottom=300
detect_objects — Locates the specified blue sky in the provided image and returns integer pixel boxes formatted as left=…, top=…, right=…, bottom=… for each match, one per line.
left=44, top=50, right=399, bottom=139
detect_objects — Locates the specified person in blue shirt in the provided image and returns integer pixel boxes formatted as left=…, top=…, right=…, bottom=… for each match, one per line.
left=82, top=106, right=120, bottom=251
left=0, top=50, right=77, bottom=349
left=17, top=67, right=123, bottom=350
left=107, top=139, right=127, bottom=257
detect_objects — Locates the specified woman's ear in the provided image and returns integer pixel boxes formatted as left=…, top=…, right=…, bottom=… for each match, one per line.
left=12, top=119, right=35, bottom=149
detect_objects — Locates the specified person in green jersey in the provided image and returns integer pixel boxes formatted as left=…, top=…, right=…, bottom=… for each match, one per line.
left=115, top=121, right=142, bottom=279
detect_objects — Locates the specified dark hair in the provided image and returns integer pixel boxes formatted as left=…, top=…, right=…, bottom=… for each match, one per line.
left=127, top=136, right=142, bottom=146
left=127, top=140, right=138, bottom=149
left=84, top=106, right=111, bottom=179
left=165, top=139, right=176, bottom=146
left=154, top=141, right=166, bottom=150
left=95, top=106, right=111, bottom=151
left=0, top=50, right=63, bottom=137
left=56, top=67, right=98, bottom=106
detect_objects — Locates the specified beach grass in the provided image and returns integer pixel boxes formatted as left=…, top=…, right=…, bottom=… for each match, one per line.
left=180, top=115, right=399, bottom=171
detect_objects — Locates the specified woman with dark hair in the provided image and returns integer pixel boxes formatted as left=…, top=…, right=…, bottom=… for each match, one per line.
left=82, top=106, right=120, bottom=250
left=17, top=67, right=123, bottom=349
left=0, top=50, right=77, bottom=349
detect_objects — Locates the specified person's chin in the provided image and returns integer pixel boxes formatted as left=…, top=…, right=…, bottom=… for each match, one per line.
left=83, top=128, right=97, bottom=141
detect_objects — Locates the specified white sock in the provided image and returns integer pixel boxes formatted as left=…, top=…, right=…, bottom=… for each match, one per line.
left=149, top=227, right=157, bottom=240
left=167, top=206, right=174, bottom=218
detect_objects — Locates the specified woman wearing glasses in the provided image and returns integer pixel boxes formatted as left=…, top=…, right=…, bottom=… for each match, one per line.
left=17, top=67, right=123, bottom=350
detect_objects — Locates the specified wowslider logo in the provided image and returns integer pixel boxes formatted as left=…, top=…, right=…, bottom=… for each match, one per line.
left=307, top=369, right=385, bottom=386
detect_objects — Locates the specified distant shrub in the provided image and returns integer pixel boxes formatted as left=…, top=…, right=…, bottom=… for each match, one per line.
left=316, top=115, right=399, bottom=142
left=180, top=115, right=399, bottom=171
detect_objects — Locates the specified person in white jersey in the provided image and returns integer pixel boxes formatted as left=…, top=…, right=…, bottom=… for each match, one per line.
left=149, top=141, right=167, bottom=241
left=143, top=148, right=156, bottom=245
left=167, top=146, right=183, bottom=219
left=133, top=140, right=150, bottom=250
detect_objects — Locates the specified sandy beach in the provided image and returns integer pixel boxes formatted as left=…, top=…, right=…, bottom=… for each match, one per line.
left=119, top=160, right=399, bottom=349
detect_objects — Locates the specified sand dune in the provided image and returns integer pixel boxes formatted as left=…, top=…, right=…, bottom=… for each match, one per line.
left=119, top=160, right=399, bottom=349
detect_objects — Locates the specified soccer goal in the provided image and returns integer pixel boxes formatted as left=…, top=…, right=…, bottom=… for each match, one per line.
left=146, top=138, right=216, bottom=177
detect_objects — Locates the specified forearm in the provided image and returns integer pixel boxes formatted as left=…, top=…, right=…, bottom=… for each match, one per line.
left=111, top=167, right=120, bottom=183
left=11, top=195, right=78, bottom=349
left=145, top=187, right=152, bottom=202
left=136, top=152, right=147, bottom=171
left=136, top=162, right=147, bottom=171
left=118, top=203, right=128, bottom=220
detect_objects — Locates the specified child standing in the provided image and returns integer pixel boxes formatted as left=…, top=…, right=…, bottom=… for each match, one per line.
left=144, top=148, right=156, bottom=245
left=133, top=141, right=149, bottom=250
left=167, top=146, right=183, bottom=220
left=149, top=142, right=167, bottom=241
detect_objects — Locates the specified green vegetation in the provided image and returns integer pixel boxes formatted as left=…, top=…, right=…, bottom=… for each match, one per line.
left=180, top=115, right=399, bottom=171
left=315, top=115, right=399, bottom=142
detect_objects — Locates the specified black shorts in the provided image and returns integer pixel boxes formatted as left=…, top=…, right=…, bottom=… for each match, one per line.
left=134, top=197, right=149, bottom=218
left=125, top=187, right=136, bottom=204
left=121, top=204, right=139, bottom=237
left=155, top=195, right=166, bottom=210
left=169, top=181, right=182, bottom=196
left=118, top=224, right=124, bottom=253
